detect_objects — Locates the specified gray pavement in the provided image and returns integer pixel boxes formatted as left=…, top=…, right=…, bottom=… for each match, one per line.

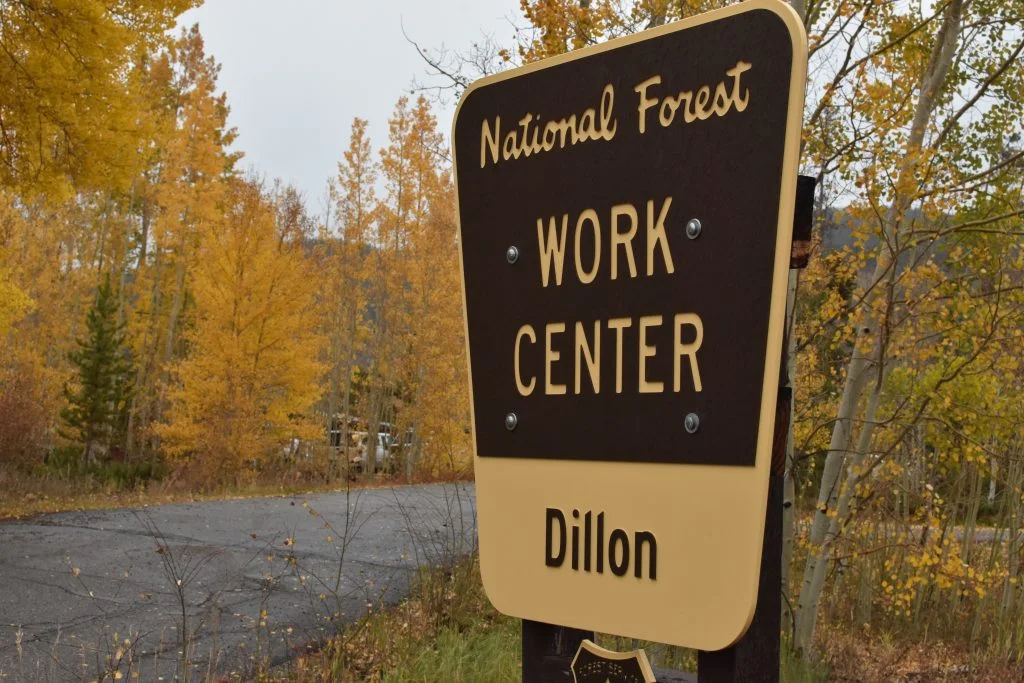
left=0, top=482, right=476, bottom=681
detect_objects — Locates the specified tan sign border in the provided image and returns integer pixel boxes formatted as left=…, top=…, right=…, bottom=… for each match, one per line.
left=453, top=0, right=807, bottom=649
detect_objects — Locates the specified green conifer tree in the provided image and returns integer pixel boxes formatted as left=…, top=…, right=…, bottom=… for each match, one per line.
left=61, top=274, right=133, bottom=467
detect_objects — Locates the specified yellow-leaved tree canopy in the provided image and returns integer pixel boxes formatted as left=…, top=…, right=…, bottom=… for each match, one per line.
left=0, top=0, right=200, bottom=198
left=157, top=179, right=324, bottom=480
left=315, top=100, right=472, bottom=479
left=1, top=0, right=473, bottom=485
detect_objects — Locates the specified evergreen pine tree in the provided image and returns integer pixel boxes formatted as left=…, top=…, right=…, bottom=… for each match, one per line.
left=61, top=274, right=133, bottom=466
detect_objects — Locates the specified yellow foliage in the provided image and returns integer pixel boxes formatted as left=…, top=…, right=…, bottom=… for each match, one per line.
left=0, top=265, right=32, bottom=336
left=157, top=180, right=324, bottom=479
left=0, top=0, right=200, bottom=198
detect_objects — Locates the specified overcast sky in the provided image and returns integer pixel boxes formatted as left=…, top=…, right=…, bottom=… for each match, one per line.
left=179, top=0, right=518, bottom=213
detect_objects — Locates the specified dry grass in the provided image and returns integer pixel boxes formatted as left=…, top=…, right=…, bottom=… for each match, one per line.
left=283, top=552, right=1023, bottom=683
left=287, top=556, right=520, bottom=682
left=285, top=556, right=832, bottom=683
left=820, top=625, right=1024, bottom=682
left=0, top=465, right=472, bottom=520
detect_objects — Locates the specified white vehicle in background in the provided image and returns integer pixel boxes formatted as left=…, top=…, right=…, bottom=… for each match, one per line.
left=350, top=431, right=393, bottom=473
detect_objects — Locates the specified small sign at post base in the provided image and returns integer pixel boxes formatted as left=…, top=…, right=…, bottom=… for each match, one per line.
left=571, top=640, right=656, bottom=683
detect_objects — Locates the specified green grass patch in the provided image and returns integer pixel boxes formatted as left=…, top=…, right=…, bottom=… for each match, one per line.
left=781, top=635, right=830, bottom=683
left=288, top=556, right=832, bottom=682
left=380, top=618, right=521, bottom=683
left=289, top=556, right=519, bottom=682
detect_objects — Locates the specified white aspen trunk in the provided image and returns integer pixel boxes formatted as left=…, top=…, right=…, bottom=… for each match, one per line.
left=364, top=316, right=385, bottom=475
left=118, top=186, right=135, bottom=329
left=963, top=464, right=982, bottom=563
left=137, top=200, right=150, bottom=271
left=988, top=457, right=998, bottom=504
left=93, top=201, right=110, bottom=273
left=793, top=0, right=964, bottom=653
left=116, top=195, right=133, bottom=456
left=128, top=254, right=162, bottom=459
left=1000, top=455, right=1021, bottom=627
left=323, top=203, right=340, bottom=461
left=365, top=379, right=382, bottom=475
left=793, top=336, right=871, bottom=650
left=163, top=258, right=187, bottom=366
left=123, top=198, right=149, bottom=454
left=405, top=436, right=415, bottom=481
left=796, top=367, right=884, bottom=649
left=340, top=304, right=357, bottom=472
left=325, top=291, right=343, bottom=468
left=945, top=470, right=968, bottom=614
left=326, top=344, right=340, bottom=471
left=150, top=256, right=186, bottom=451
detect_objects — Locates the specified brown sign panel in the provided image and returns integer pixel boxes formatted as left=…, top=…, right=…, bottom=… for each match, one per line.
left=454, top=0, right=806, bottom=650
left=456, top=4, right=795, bottom=467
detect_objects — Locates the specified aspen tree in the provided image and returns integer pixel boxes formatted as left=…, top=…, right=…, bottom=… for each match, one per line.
left=792, top=0, right=1024, bottom=651
left=0, top=0, right=199, bottom=197
left=364, top=97, right=423, bottom=475
left=401, top=98, right=471, bottom=475
left=0, top=266, right=31, bottom=337
left=321, top=119, right=377, bottom=473
left=157, top=180, right=323, bottom=481
left=131, top=27, right=238, bottom=455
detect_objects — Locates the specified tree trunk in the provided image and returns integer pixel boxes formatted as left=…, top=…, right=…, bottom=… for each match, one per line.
left=988, top=457, right=998, bottom=504
left=793, top=335, right=871, bottom=650
left=83, top=423, right=94, bottom=470
left=795, top=365, right=884, bottom=650
left=793, top=0, right=965, bottom=653
left=365, top=378, right=382, bottom=475
left=163, top=258, right=187, bottom=367
left=151, top=256, right=187, bottom=451
left=326, top=326, right=340, bottom=451
left=340, top=308, right=356, bottom=475
left=999, top=454, right=1021, bottom=636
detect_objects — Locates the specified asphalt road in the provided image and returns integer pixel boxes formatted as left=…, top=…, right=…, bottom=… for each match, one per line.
left=0, top=482, right=476, bottom=681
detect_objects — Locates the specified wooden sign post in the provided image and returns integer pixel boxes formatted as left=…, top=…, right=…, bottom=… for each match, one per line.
left=452, top=0, right=809, bottom=675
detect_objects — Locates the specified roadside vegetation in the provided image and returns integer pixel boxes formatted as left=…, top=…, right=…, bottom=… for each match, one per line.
left=290, top=555, right=976, bottom=682
left=1, top=0, right=1023, bottom=680
left=289, top=558, right=520, bottom=683
left=1, top=2, right=470, bottom=515
left=287, top=554, right=1022, bottom=682
left=0, top=463, right=469, bottom=520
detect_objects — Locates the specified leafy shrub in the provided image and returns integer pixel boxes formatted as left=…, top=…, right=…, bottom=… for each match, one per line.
left=35, top=448, right=166, bottom=490
left=88, top=460, right=167, bottom=489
